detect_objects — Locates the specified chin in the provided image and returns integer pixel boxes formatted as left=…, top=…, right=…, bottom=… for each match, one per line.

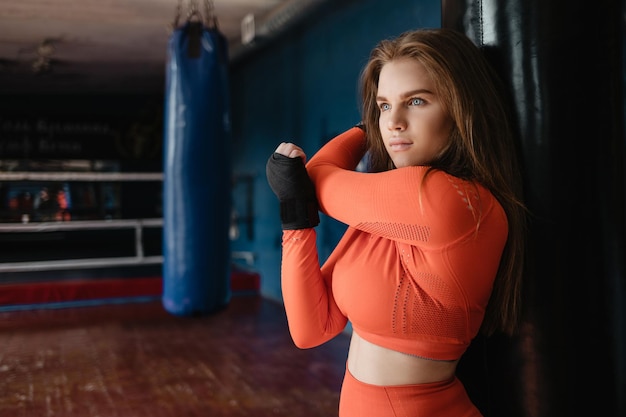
left=391, top=158, right=414, bottom=168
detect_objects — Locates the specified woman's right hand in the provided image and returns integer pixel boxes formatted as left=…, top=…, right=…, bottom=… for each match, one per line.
left=274, top=142, right=307, bottom=164
left=266, top=143, right=319, bottom=230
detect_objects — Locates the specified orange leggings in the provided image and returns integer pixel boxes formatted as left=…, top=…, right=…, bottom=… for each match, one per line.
left=339, top=367, right=483, bottom=417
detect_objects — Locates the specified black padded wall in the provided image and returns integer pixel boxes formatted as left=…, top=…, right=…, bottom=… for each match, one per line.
left=442, top=1, right=626, bottom=416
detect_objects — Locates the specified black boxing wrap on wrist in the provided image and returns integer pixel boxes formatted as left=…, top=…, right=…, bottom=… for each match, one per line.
left=279, top=199, right=320, bottom=230
left=266, top=152, right=320, bottom=230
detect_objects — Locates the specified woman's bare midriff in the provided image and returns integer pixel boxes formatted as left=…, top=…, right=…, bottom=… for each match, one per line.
left=347, top=331, right=459, bottom=386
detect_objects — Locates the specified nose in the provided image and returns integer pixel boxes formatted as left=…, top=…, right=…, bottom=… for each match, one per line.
left=386, top=108, right=407, bottom=131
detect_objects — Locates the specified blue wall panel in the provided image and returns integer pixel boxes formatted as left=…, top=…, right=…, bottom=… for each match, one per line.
left=229, top=0, right=441, bottom=301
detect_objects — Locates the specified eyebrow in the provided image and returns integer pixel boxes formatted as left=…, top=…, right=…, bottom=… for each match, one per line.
left=376, top=89, right=434, bottom=101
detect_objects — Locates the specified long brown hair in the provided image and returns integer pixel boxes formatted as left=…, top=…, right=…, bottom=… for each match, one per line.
left=360, top=28, right=527, bottom=336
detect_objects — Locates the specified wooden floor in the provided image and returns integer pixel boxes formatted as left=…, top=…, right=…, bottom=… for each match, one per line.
left=0, top=295, right=350, bottom=417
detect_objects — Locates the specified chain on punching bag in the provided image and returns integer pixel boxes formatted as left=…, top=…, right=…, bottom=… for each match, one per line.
left=162, top=0, right=232, bottom=316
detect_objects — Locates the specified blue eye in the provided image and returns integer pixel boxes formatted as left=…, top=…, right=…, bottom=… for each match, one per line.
left=409, top=98, right=424, bottom=106
left=379, top=103, right=391, bottom=111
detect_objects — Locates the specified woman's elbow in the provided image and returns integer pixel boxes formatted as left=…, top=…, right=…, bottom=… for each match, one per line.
left=289, top=331, right=325, bottom=349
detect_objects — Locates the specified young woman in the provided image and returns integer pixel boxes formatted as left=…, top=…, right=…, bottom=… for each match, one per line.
left=266, top=28, right=526, bottom=417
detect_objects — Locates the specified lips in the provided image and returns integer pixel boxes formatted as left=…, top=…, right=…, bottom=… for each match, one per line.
left=388, top=138, right=412, bottom=151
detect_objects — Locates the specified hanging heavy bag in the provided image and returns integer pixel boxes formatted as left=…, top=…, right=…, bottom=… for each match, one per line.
left=162, top=2, right=232, bottom=316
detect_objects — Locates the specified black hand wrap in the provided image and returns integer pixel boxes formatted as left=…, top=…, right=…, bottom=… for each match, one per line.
left=266, top=153, right=320, bottom=230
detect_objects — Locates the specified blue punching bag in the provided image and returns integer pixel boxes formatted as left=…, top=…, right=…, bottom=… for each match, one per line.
left=162, top=18, right=232, bottom=316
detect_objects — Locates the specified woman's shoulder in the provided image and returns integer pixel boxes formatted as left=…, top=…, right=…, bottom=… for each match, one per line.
left=413, top=168, right=505, bottom=227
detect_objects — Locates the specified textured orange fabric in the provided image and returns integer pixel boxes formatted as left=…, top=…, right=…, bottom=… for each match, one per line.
left=281, top=127, right=508, bottom=360
left=339, top=367, right=482, bottom=417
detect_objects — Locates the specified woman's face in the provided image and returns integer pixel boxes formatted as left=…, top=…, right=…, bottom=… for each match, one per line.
left=376, top=58, right=453, bottom=168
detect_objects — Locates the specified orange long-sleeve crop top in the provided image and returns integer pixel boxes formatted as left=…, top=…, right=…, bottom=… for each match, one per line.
left=280, top=127, right=508, bottom=360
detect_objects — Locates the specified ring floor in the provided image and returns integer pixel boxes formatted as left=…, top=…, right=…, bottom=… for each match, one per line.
left=0, top=295, right=350, bottom=417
